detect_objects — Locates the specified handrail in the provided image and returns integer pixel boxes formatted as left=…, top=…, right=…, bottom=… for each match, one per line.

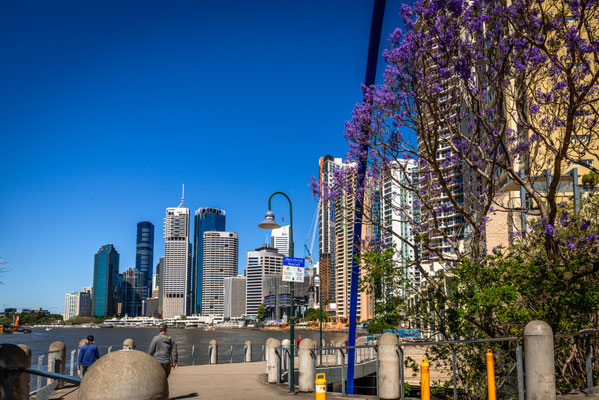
left=14, top=367, right=82, bottom=384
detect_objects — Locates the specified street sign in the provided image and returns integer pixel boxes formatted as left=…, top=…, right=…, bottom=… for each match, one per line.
left=283, top=257, right=305, bottom=268
left=282, top=257, right=305, bottom=282
left=282, top=265, right=305, bottom=282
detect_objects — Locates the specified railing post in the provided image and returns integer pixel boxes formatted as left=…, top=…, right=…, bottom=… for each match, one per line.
left=244, top=340, right=252, bottom=363
left=209, top=340, right=218, bottom=364
left=262, top=345, right=265, bottom=361
left=107, top=346, right=113, bottom=354
left=341, top=348, right=346, bottom=396
left=230, top=345, right=233, bottom=364
left=585, top=334, right=594, bottom=395
left=37, top=354, right=44, bottom=390
left=399, top=346, right=405, bottom=400
left=70, top=349, right=76, bottom=376
left=298, top=338, right=316, bottom=392
left=524, top=320, right=556, bottom=400
left=450, top=344, right=457, bottom=400
left=516, top=344, right=524, bottom=400
left=276, top=349, right=282, bottom=384
left=191, top=345, right=195, bottom=365
left=377, top=332, right=399, bottom=399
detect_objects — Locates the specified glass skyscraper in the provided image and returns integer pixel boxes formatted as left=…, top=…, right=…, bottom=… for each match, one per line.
left=93, top=244, right=120, bottom=317
left=135, top=221, right=154, bottom=298
left=121, top=267, right=145, bottom=317
left=192, top=208, right=226, bottom=314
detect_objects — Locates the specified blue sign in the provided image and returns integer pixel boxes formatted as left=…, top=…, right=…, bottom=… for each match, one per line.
left=283, top=257, right=305, bottom=268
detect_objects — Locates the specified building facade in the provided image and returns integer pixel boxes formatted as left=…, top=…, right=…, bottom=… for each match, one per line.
left=201, top=231, right=239, bottom=316
left=64, top=287, right=92, bottom=321
left=162, top=203, right=192, bottom=318
left=192, top=207, right=226, bottom=314
left=92, top=244, right=120, bottom=318
left=270, top=225, right=290, bottom=257
left=224, top=276, right=246, bottom=319
left=121, top=267, right=145, bottom=317
left=135, top=221, right=154, bottom=299
left=245, top=245, right=284, bottom=318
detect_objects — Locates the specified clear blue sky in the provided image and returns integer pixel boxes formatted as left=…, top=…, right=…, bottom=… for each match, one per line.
left=0, top=1, right=405, bottom=313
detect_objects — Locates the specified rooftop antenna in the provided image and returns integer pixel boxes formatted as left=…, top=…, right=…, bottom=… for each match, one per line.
left=179, top=184, right=185, bottom=207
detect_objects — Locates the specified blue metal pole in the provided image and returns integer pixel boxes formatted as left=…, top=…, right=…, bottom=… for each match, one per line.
left=346, top=0, right=386, bottom=394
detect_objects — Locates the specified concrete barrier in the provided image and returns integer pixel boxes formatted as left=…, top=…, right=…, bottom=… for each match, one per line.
left=209, top=340, right=218, bottom=364
left=0, top=344, right=30, bottom=400
left=265, top=338, right=281, bottom=383
left=378, top=332, right=400, bottom=399
left=244, top=340, right=252, bottom=362
left=78, top=350, right=168, bottom=400
left=48, top=341, right=66, bottom=388
left=298, top=338, right=316, bottom=392
left=123, top=338, right=136, bottom=350
left=524, top=320, right=556, bottom=400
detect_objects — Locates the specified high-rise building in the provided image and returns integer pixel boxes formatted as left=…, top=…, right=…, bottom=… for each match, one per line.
left=270, top=225, right=290, bottom=257
left=192, top=208, right=226, bottom=314
left=201, top=231, right=239, bottom=316
left=64, top=292, right=78, bottom=321
left=135, top=221, right=154, bottom=298
left=162, top=196, right=192, bottom=318
left=318, top=155, right=343, bottom=304
left=157, top=257, right=164, bottom=317
left=92, top=244, right=120, bottom=317
left=64, top=287, right=92, bottom=321
left=121, top=267, right=145, bottom=317
left=224, top=276, right=246, bottom=319
left=245, top=244, right=283, bottom=318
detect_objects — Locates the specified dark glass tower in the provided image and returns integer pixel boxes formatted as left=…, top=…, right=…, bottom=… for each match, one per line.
left=121, top=268, right=145, bottom=317
left=93, top=244, right=120, bottom=317
left=135, top=221, right=154, bottom=298
left=192, top=208, right=226, bottom=314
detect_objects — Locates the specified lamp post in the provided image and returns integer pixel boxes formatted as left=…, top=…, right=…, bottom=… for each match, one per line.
left=258, top=191, right=295, bottom=393
left=308, top=274, right=324, bottom=364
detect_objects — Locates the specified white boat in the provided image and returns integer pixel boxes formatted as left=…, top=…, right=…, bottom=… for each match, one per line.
left=45, top=328, right=52, bottom=331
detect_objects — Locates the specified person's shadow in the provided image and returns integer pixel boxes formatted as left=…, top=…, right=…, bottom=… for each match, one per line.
left=170, top=393, right=198, bottom=399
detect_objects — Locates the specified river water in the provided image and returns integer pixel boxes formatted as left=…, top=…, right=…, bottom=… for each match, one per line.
left=1, top=326, right=349, bottom=365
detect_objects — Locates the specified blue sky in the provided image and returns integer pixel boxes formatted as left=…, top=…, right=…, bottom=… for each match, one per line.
left=0, top=1, right=405, bottom=313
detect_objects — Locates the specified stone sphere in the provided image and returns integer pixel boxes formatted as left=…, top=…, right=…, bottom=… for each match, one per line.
left=78, top=350, right=168, bottom=400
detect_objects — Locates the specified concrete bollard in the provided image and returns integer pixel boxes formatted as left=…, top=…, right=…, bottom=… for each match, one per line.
left=0, top=344, right=30, bottom=400
left=209, top=340, right=218, bottom=364
left=265, top=338, right=281, bottom=383
left=48, top=341, right=66, bottom=388
left=244, top=340, right=252, bottom=362
left=378, top=332, right=400, bottom=399
left=281, top=339, right=290, bottom=371
left=79, top=338, right=88, bottom=348
left=298, top=338, right=316, bottom=392
left=17, top=344, right=31, bottom=396
left=367, top=340, right=374, bottom=360
left=123, top=338, right=136, bottom=350
left=524, top=320, right=556, bottom=400
left=79, top=350, right=168, bottom=399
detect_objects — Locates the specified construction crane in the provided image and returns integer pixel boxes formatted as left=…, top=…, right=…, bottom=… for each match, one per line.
left=304, top=199, right=321, bottom=274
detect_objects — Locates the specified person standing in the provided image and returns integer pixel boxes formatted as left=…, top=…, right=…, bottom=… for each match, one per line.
left=78, top=335, right=100, bottom=377
left=148, top=322, right=178, bottom=377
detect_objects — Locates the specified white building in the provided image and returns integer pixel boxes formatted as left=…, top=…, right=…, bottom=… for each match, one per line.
left=201, top=231, right=239, bottom=316
left=270, top=225, right=290, bottom=257
left=162, top=194, right=192, bottom=318
left=245, top=244, right=284, bottom=317
left=224, top=276, right=246, bottom=319
left=64, top=287, right=92, bottom=321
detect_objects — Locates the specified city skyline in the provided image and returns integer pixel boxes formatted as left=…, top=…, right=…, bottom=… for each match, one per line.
left=0, top=1, right=406, bottom=312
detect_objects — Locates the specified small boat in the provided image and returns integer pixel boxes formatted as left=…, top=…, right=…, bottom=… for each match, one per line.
left=45, top=328, right=52, bottom=331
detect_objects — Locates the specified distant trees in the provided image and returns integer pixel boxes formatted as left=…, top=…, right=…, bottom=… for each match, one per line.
left=256, top=304, right=267, bottom=322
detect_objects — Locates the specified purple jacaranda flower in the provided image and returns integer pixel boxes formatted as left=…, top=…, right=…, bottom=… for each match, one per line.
left=544, top=224, right=556, bottom=236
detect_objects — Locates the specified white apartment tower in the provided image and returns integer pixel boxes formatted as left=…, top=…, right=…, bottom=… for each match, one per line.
left=270, top=225, right=290, bottom=257
left=224, top=276, right=246, bottom=319
left=245, top=245, right=284, bottom=317
left=201, top=231, right=239, bottom=316
left=162, top=192, right=192, bottom=318
left=64, top=287, right=92, bottom=321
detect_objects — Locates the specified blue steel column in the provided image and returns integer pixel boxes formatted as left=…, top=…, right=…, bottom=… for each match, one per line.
left=347, top=0, right=386, bottom=394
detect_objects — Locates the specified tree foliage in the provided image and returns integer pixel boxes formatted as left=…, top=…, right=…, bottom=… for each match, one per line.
left=256, top=303, right=267, bottom=322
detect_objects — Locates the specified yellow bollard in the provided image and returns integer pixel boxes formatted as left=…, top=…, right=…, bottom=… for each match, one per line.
left=421, top=358, right=430, bottom=400
left=315, top=373, right=327, bottom=400
left=486, top=349, right=496, bottom=400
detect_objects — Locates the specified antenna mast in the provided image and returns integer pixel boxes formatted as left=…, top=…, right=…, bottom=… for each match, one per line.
left=179, top=184, right=185, bottom=207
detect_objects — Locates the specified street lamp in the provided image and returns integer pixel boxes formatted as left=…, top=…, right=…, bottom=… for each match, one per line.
left=258, top=191, right=295, bottom=393
left=307, top=273, right=323, bottom=364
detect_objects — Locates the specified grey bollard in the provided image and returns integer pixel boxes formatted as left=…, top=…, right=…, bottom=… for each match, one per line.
left=244, top=340, right=252, bottom=362
left=48, top=341, right=66, bottom=388
left=0, top=344, right=30, bottom=400
left=265, top=338, right=281, bottom=383
left=367, top=340, right=374, bottom=360
left=79, top=350, right=168, bottom=400
left=17, top=344, right=31, bottom=396
left=123, top=338, right=136, bottom=350
left=378, top=332, right=400, bottom=400
left=524, top=321, right=556, bottom=400
left=209, top=340, right=218, bottom=364
left=282, top=339, right=290, bottom=371
left=298, top=338, right=316, bottom=392
left=79, top=338, right=88, bottom=348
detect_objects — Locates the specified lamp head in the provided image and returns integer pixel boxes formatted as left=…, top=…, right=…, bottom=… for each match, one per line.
left=258, top=210, right=281, bottom=230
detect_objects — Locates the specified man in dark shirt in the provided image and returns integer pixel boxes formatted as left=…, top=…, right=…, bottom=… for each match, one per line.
left=148, top=323, right=178, bottom=377
left=78, top=335, right=100, bottom=377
